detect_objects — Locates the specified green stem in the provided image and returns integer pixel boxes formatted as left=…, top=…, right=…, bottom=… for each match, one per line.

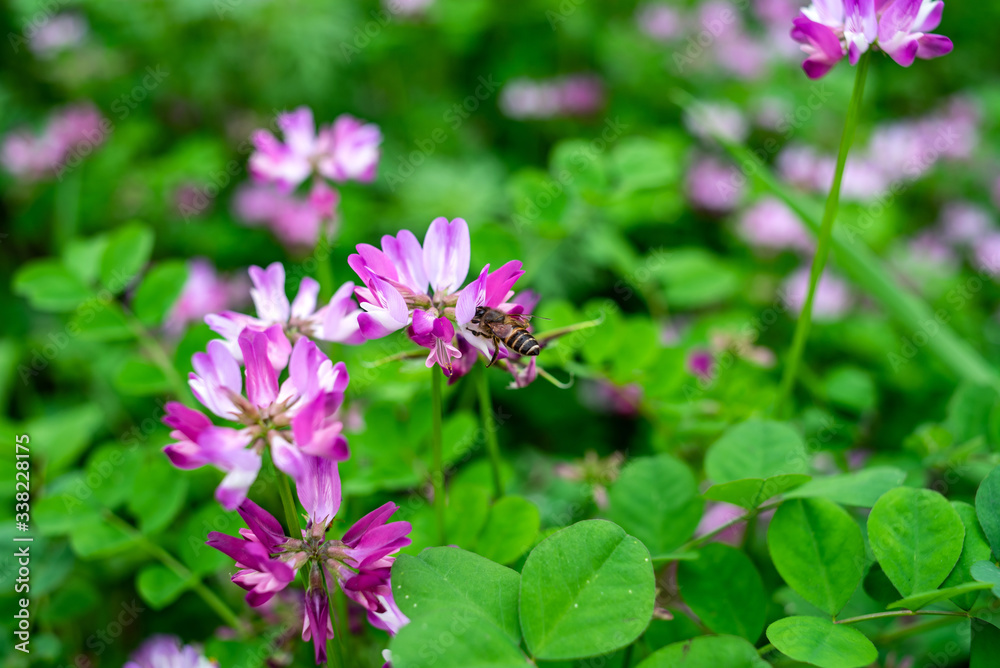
left=835, top=609, right=967, bottom=625
left=676, top=500, right=781, bottom=553
left=122, top=305, right=194, bottom=407
left=757, top=643, right=774, bottom=657
left=872, top=614, right=966, bottom=644
left=54, top=168, right=81, bottom=252
left=316, top=225, right=336, bottom=303
left=103, top=511, right=248, bottom=634
left=430, top=368, right=447, bottom=545
left=474, top=365, right=504, bottom=499
left=270, top=452, right=302, bottom=538
left=775, top=52, right=871, bottom=415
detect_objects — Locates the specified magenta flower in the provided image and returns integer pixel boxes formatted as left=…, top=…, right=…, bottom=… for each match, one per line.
left=685, top=155, right=745, bottom=214
left=781, top=267, right=853, bottom=321
left=29, top=13, right=88, bottom=58
left=124, top=635, right=217, bottom=668
left=249, top=107, right=381, bottom=191
left=736, top=198, right=813, bottom=253
left=206, top=262, right=363, bottom=362
left=163, top=329, right=350, bottom=509
left=233, top=181, right=339, bottom=249
left=208, top=498, right=411, bottom=665
left=499, top=75, right=604, bottom=120
left=1, top=103, right=107, bottom=181
left=792, top=0, right=952, bottom=79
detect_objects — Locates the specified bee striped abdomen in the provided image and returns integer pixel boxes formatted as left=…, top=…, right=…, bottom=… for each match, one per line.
left=506, top=329, right=540, bottom=356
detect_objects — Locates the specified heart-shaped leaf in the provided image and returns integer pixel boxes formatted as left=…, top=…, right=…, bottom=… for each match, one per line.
left=705, top=420, right=808, bottom=483
left=766, top=616, right=877, bottom=668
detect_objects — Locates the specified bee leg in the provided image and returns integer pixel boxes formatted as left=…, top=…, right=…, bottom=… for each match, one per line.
left=486, top=341, right=500, bottom=368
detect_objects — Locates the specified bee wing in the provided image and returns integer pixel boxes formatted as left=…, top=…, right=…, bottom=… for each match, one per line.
left=487, top=322, right=517, bottom=340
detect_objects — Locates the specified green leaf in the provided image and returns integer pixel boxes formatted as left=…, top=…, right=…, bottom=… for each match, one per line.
left=972, top=620, right=1000, bottom=668
left=69, top=301, right=134, bottom=342
left=13, top=260, right=93, bottom=312
left=34, top=490, right=101, bottom=536
left=705, top=420, right=808, bottom=483
left=975, top=464, right=1000, bottom=557
left=178, top=504, right=240, bottom=576
left=390, top=609, right=529, bottom=668
left=132, top=260, right=189, bottom=326
left=393, top=548, right=522, bottom=643
left=446, top=484, right=491, bottom=549
left=868, top=487, right=965, bottom=597
left=767, top=498, right=865, bottom=616
left=606, top=454, right=703, bottom=555
left=136, top=564, right=193, bottom=609
left=784, top=467, right=906, bottom=507
left=69, top=517, right=139, bottom=558
left=473, top=496, right=540, bottom=565
left=128, top=455, right=188, bottom=535
left=85, top=443, right=144, bottom=509
left=943, top=501, right=993, bottom=609
left=100, top=221, right=154, bottom=292
left=26, top=403, right=104, bottom=474
left=703, top=475, right=810, bottom=509
left=62, top=234, right=109, bottom=285
left=971, top=560, right=1000, bottom=596
left=887, top=581, right=992, bottom=610
left=655, top=248, right=740, bottom=309
left=676, top=544, right=766, bottom=641
left=823, top=366, right=876, bottom=413
left=609, top=137, right=680, bottom=193
left=519, top=520, right=655, bottom=660
left=766, top=617, right=877, bottom=668
left=636, top=635, right=772, bottom=668
left=114, top=357, right=171, bottom=395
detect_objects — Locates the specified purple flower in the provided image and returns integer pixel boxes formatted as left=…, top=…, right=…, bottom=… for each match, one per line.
left=781, top=267, right=853, bottom=321
left=234, top=181, right=340, bottom=249
left=1, top=103, right=107, bottom=181
left=685, top=155, right=745, bottom=214
left=29, top=13, right=88, bottom=58
left=163, top=259, right=248, bottom=337
left=687, top=350, right=714, bottom=381
left=683, top=102, right=749, bottom=144
left=163, top=329, right=350, bottom=509
left=695, top=502, right=747, bottom=546
left=499, top=75, right=604, bottom=120
left=791, top=0, right=952, bottom=78
left=124, top=635, right=217, bottom=668
left=636, top=3, right=684, bottom=41
left=209, top=499, right=411, bottom=665
left=249, top=107, right=381, bottom=191
left=736, top=198, right=814, bottom=253
left=206, top=262, right=363, bottom=359
left=938, top=201, right=994, bottom=246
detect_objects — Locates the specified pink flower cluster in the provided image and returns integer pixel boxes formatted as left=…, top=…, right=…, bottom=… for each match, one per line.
left=162, top=258, right=249, bottom=337
left=348, top=216, right=541, bottom=384
left=792, top=0, right=952, bottom=79
left=234, top=107, right=381, bottom=249
left=499, top=75, right=604, bottom=120
left=124, top=635, right=217, bottom=668
left=208, top=499, right=410, bottom=664
left=163, top=262, right=410, bottom=663
left=1, top=103, right=107, bottom=181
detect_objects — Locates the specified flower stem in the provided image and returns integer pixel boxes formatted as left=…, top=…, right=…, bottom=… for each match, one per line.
left=430, top=368, right=447, bottom=545
left=316, top=225, right=336, bottom=303
left=835, top=609, right=967, bottom=625
left=103, top=510, right=249, bottom=635
left=774, top=52, right=870, bottom=415
left=122, top=305, right=194, bottom=407
left=474, top=365, right=504, bottom=500
left=268, top=451, right=302, bottom=539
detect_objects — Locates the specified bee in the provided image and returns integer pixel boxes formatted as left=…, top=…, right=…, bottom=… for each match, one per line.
left=469, top=306, right=541, bottom=367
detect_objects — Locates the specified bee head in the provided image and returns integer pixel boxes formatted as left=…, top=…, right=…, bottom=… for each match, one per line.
left=473, top=306, right=488, bottom=318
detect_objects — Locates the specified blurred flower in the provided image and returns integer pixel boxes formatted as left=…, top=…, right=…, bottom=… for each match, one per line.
left=973, top=233, right=1000, bottom=276
left=385, top=0, right=434, bottom=17
left=736, top=197, right=813, bottom=253
left=695, top=502, right=746, bottom=546
left=578, top=380, right=643, bottom=416
left=249, top=107, right=381, bottom=191
left=29, top=13, right=88, bottom=58
left=206, top=262, right=363, bottom=359
left=782, top=267, right=853, bottom=320
left=938, top=201, right=994, bottom=246
left=174, top=182, right=214, bottom=220
left=553, top=451, right=625, bottom=509
left=791, top=0, right=953, bottom=79
left=163, top=330, right=350, bottom=508
left=208, top=499, right=411, bottom=664
left=124, top=635, right=217, bottom=668
left=685, top=155, right=745, bottom=214
left=1, top=103, right=107, bottom=181
left=163, top=258, right=249, bottom=336
left=636, top=3, right=684, bottom=41
left=233, top=181, right=339, bottom=249
left=499, top=75, right=604, bottom=120
left=683, top=102, right=749, bottom=144
left=716, top=34, right=770, bottom=79
left=687, top=350, right=714, bottom=381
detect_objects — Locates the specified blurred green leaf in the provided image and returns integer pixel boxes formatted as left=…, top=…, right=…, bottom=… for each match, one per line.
left=128, top=455, right=188, bottom=535
left=784, top=467, right=906, bottom=507
left=677, top=544, right=766, bottom=641
left=133, top=260, right=188, bottom=327
left=13, top=260, right=93, bottom=312
left=136, top=564, right=193, bottom=609
left=636, top=635, right=771, bottom=668
left=472, top=495, right=540, bottom=565
left=100, top=221, right=154, bottom=293
left=114, top=357, right=171, bottom=396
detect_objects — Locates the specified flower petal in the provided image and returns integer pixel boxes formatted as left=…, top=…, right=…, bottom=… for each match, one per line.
left=423, top=217, right=470, bottom=294
left=249, top=262, right=290, bottom=323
